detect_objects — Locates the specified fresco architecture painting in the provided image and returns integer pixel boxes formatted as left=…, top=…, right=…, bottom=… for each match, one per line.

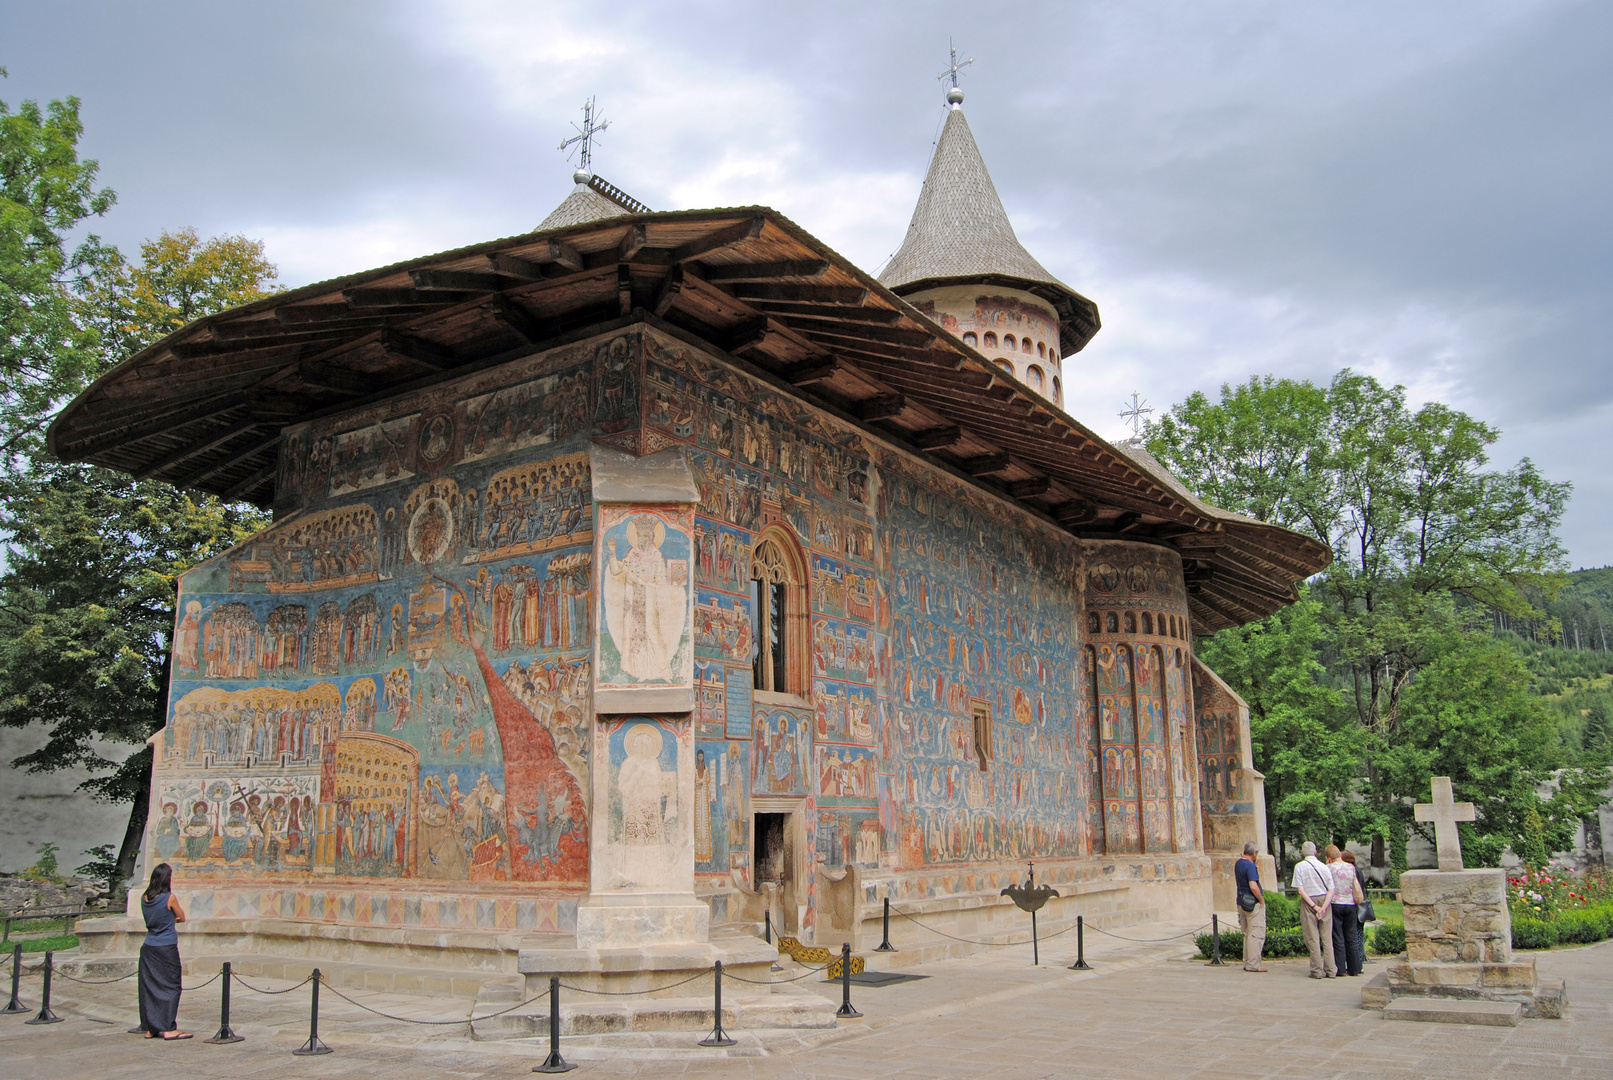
left=49, top=85, right=1327, bottom=998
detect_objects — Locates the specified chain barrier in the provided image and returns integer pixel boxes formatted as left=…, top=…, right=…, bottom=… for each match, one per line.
left=557, top=969, right=708, bottom=996
left=888, top=904, right=1077, bottom=947
left=181, top=971, right=222, bottom=993
left=315, top=977, right=552, bottom=1026
left=51, top=968, right=137, bottom=985
left=233, top=974, right=315, bottom=996
left=1084, top=922, right=1211, bottom=943
left=724, top=961, right=830, bottom=985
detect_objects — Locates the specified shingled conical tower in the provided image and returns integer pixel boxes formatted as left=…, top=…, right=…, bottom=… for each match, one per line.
left=881, top=87, right=1098, bottom=407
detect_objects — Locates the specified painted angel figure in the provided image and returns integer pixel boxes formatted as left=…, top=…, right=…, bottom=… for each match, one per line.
left=603, top=515, right=686, bottom=682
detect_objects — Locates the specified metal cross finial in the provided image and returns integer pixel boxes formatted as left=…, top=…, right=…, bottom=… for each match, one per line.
left=1414, top=776, right=1477, bottom=871
left=938, top=40, right=973, bottom=106
left=559, top=97, right=609, bottom=175
left=1119, top=392, right=1154, bottom=438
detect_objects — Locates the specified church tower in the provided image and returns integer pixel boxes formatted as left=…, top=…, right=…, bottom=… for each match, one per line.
left=880, top=82, right=1099, bottom=409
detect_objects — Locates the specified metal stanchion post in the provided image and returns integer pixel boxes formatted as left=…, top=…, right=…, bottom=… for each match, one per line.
left=764, top=910, right=771, bottom=945
left=206, top=961, right=243, bottom=1044
left=1210, top=915, right=1224, bottom=966
left=835, top=943, right=860, bottom=1019
left=25, top=951, right=61, bottom=1025
left=291, top=969, right=332, bottom=1055
left=699, top=961, right=735, bottom=1047
left=533, top=975, right=576, bottom=1073
left=875, top=896, right=896, bottom=952
left=1068, top=915, right=1092, bottom=970
left=2, top=943, right=24, bottom=1014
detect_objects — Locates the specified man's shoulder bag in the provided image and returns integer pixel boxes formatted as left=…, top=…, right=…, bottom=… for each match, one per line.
left=1238, top=892, right=1259, bottom=912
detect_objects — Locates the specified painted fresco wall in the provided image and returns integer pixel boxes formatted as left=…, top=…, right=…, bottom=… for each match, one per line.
left=1193, top=660, right=1255, bottom=853
left=1079, top=542, right=1200, bottom=857
left=640, top=324, right=1099, bottom=896
left=153, top=337, right=609, bottom=900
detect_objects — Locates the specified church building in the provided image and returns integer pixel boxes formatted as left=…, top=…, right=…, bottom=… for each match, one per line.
left=51, top=85, right=1327, bottom=987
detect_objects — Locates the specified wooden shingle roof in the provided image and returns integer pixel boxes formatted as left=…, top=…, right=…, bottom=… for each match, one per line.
left=47, top=206, right=1327, bottom=631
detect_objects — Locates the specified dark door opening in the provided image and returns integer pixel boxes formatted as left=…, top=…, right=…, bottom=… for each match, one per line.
left=756, top=812, right=789, bottom=886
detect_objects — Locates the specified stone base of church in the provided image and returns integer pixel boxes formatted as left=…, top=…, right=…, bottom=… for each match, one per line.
left=801, top=854, right=1215, bottom=962
left=574, top=893, right=711, bottom=949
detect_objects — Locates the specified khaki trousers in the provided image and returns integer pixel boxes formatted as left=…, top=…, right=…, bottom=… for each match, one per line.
left=1300, top=897, right=1336, bottom=976
left=1238, top=902, right=1266, bottom=970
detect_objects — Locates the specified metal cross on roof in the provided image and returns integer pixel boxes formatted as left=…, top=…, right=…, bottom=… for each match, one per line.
left=1119, top=392, right=1154, bottom=438
left=938, top=40, right=974, bottom=100
left=1414, top=776, right=1476, bottom=872
left=559, top=97, right=610, bottom=173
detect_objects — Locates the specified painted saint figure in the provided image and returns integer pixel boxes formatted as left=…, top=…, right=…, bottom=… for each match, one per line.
left=617, top=723, right=677, bottom=846
left=603, top=515, right=686, bottom=682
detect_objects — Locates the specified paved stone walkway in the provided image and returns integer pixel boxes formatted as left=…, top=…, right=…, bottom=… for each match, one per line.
left=5, top=926, right=1613, bottom=1078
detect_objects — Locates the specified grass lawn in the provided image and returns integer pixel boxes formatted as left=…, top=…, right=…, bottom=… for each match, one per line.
left=1370, top=899, right=1403, bottom=926
left=18, top=932, right=78, bottom=952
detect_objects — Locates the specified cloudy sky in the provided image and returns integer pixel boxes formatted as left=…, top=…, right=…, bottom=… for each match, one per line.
left=5, top=1, right=1609, bottom=564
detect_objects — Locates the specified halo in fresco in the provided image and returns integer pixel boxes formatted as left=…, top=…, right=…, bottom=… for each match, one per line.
left=408, top=497, right=455, bottom=564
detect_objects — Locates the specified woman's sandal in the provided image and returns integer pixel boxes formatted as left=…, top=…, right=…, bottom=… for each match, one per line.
left=161, top=1031, right=193, bottom=1040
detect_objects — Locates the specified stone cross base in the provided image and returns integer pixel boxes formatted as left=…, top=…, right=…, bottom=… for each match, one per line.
left=1366, top=869, right=1567, bottom=1020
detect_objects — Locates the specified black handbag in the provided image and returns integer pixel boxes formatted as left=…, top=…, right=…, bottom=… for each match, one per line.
left=1358, top=899, right=1375, bottom=923
left=1238, top=892, right=1259, bottom=912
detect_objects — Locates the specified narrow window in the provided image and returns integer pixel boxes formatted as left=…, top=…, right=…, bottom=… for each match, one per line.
left=1052, top=376, right=1061, bottom=401
left=1141, top=611, right=1153, bottom=635
left=1027, top=365, right=1044, bottom=390
left=1087, top=611, right=1101, bottom=634
left=971, top=701, right=993, bottom=771
left=1004, top=334, right=1016, bottom=350
left=1105, top=611, right=1119, bottom=633
left=983, top=332, right=998, bottom=348
left=1022, top=337, right=1033, bottom=354
left=1037, top=341, right=1046, bottom=358
left=963, top=331, right=977, bottom=346
left=1124, top=611, right=1137, bottom=634
left=995, top=359, right=1013, bottom=374
left=750, top=529, right=807, bottom=696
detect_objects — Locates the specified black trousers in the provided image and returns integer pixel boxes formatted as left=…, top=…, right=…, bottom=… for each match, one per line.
left=1331, top=905, right=1364, bottom=976
left=138, top=943, right=182, bottom=1033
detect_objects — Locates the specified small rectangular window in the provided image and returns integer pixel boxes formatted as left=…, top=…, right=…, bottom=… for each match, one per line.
left=971, top=701, right=993, bottom=771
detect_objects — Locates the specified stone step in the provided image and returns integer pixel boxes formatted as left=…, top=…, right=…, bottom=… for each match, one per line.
left=1359, top=971, right=1390, bottom=1010
left=1383, top=998, right=1522, bottom=1027
left=470, top=987, right=838, bottom=1040
left=56, top=949, right=513, bottom=1000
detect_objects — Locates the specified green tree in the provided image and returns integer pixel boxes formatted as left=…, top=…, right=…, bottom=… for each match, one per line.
left=0, top=75, right=117, bottom=456
left=1194, top=593, right=1362, bottom=868
left=1150, top=370, right=1576, bottom=864
left=1, top=221, right=277, bottom=883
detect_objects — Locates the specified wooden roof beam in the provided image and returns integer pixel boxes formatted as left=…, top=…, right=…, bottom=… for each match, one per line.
left=857, top=393, right=906, bottom=423
left=913, top=425, right=965, bottom=451
left=63, top=395, right=247, bottom=457
left=699, top=259, right=829, bottom=282
left=223, top=461, right=277, bottom=502
left=784, top=358, right=840, bottom=387
left=1054, top=500, right=1099, bottom=526
left=176, top=431, right=281, bottom=489
left=133, top=419, right=261, bottom=481
left=960, top=452, right=1011, bottom=477
left=672, top=217, right=766, bottom=263
left=762, top=303, right=904, bottom=325
left=1006, top=477, right=1052, bottom=499
left=728, top=283, right=868, bottom=305
left=410, top=269, right=504, bottom=292
left=380, top=329, right=456, bottom=371
left=344, top=287, right=480, bottom=308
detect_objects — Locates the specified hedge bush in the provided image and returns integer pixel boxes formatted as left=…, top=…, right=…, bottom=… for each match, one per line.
left=1264, top=891, right=1299, bottom=931
left=1511, top=917, right=1558, bottom=951
left=1369, top=923, right=1405, bottom=955
left=1194, top=926, right=1306, bottom=960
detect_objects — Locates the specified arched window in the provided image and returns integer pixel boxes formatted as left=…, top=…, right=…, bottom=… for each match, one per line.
left=1105, top=611, right=1119, bottom=634
left=983, top=332, right=998, bottom=348
left=1022, top=337, right=1033, bottom=354
left=995, top=359, right=1013, bottom=374
left=750, top=525, right=808, bottom=697
left=1027, top=365, right=1044, bottom=390
left=1124, top=611, right=1137, bottom=634
left=1005, top=334, right=1017, bottom=350
left=963, top=331, right=977, bottom=347
left=1052, top=376, right=1061, bottom=400
left=1141, top=611, right=1153, bottom=635
left=1087, top=611, right=1101, bottom=634
left=1037, top=341, right=1046, bottom=358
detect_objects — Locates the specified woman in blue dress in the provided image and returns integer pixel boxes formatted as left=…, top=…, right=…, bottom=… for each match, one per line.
left=137, top=863, right=191, bottom=1039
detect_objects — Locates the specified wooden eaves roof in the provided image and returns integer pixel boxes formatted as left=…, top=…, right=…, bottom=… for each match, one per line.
left=47, top=207, right=1329, bottom=631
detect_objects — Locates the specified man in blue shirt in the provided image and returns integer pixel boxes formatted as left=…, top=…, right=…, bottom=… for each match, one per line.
left=1235, top=842, right=1267, bottom=972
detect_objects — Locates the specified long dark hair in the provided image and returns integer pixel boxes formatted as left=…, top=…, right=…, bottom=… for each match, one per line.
left=144, top=862, right=173, bottom=903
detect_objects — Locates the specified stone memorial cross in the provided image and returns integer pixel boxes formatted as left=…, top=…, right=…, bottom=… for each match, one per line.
left=1414, top=776, right=1476, bottom=872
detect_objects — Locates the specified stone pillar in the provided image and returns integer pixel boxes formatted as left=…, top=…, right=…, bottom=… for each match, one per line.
left=1381, top=869, right=1564, bottom=1017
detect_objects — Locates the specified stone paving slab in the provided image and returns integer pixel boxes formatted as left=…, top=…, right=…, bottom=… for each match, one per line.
left=4, top=931, right=1613, bottom=1078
